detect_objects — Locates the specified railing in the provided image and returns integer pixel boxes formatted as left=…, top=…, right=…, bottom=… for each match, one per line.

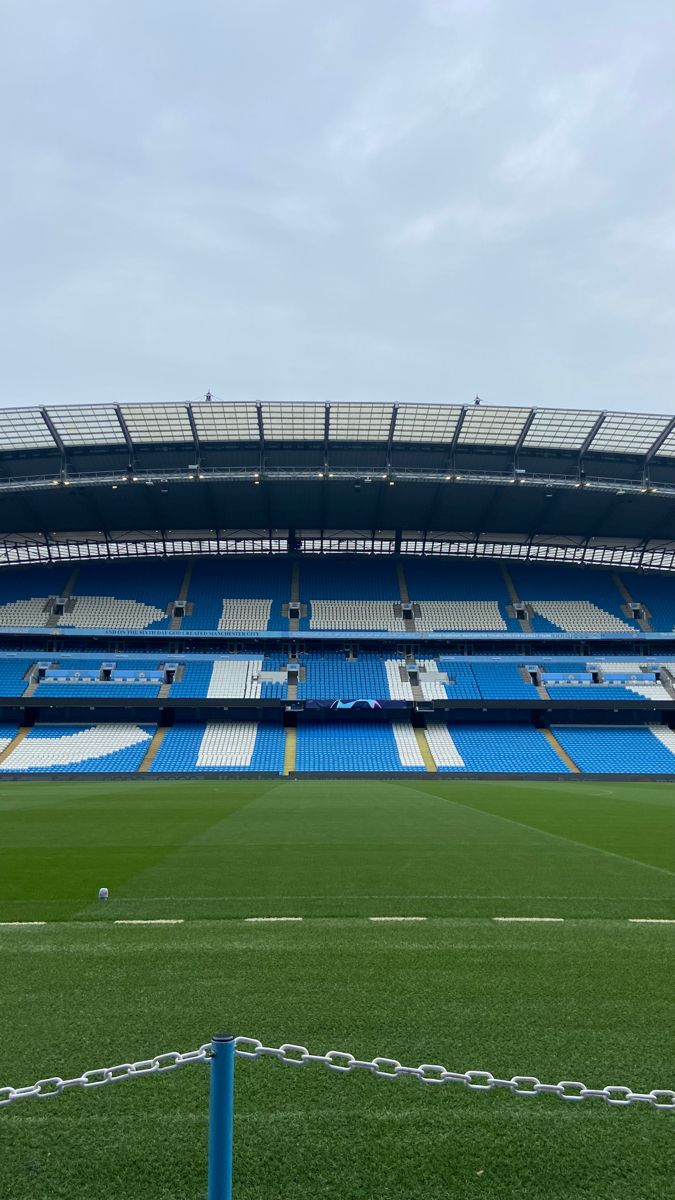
left=2, top=1033, right=673, bottom=1198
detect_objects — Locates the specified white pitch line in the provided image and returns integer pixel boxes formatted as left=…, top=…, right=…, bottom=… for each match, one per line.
left=628, top=918, right=675, bottom=924
left=0, top=921, right=46, bottom=926
left=114, top=919, right=184, bottom=925
left=493, top=917, right=564, bottom=923
left=369, top=916, right=427, bottom=922
left=245, top=917, right=303, bottom=922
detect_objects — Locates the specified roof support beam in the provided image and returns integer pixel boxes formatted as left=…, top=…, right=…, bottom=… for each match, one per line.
left=386, top=405, right=398, bottom=475
left=115, top=407, right=135, bottom=470
left=513, top=409, right=536, bottom=471
left=187, top=405, right=201, bottom=468
left=323, top=404, right=330, bottom=474
left=448, top=406, right=466, bottom=473
left=643, top=416, right=675, bottom=476
left=578, top=412, right=606, bottom=475
left=40, top=410, right=65, bottom=461
left=256, top=404, right=265, bottom=476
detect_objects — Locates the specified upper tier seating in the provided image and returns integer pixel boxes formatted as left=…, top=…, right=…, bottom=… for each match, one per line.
left=508, top=564, right=637, bottom=633
left=301, top=558, right=400, bottom=600
left=0, top=565, right=72, bottom=626
left=308, top=600, right=407, bottom=632
left=0, top=724, right=154, bottom=772
left=405, top=560, right=520, bottom=632
left=295, top=720, right=424, bottom=772
left=621, top=573, right=675, bottom=633
left=151, top=722, right=285, bottom=773
left=553, top=724, right=675, bottom=774
left=1, top=557, right=675, bottom=635
left=63, top=561, right=184, bottom=629
left=183, top=559, right=291, bottom=631
left=426, top=722, right=569, bottom=773
left=302, top=558, right=401, bottom=632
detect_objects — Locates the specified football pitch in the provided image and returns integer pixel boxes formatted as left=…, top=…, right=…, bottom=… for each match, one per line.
left=1, top=777, right=675, bottom=1199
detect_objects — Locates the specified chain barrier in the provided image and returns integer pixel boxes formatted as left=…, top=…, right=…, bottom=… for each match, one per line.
left=2, top=1035, right=674, bottom=1112
left=0, top=1044, right=211, bottom=1109
left=234, top=1038, right=675, bottom=1111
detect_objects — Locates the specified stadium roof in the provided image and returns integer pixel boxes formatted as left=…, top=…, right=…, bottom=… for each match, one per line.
left=0, top=399, right=673, bottom=570
left=1, top=399, right=675, bottom=457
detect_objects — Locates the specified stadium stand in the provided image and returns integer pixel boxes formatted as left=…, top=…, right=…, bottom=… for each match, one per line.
left=150, top=722, right=285, bottom=773
left=33, top=657, right=163, bottom=698
left=0, top=657, right=34, bottom=698
left=0, top=724, right=154, bottom=773
left=2, top=651, right=675, bottom=704
left=508, top=564, right=638, bottom=633
left=183, top=559, right=291, bottom=631
left=1, top=395, right=675, bottom=778
left=553, top=724, right=675, bottom=774
left=302, top=558, right=403, bottom=631
left=295, top=720, right=425, bottom=772
left=405, top=559, right=520, bottom=632
left=467, top=661, right=539, bottom=699
left=63, top=561, right=184, bottom=629
left=426, top=722, right=569, bottom=773
left=0, top=566, right=72, bottom=626
left=622, top=572, right=675, bottom=633
left=541, top=661, right=673, bottom=702
left=169, top=656, right=288, bottom=700
left=0, top=723, right=20, bottom=754
left=297, top=653, right=390, bottom=699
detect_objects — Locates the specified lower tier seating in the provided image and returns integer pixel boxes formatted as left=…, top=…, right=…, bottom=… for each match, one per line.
left=0, top=719, right=673, bottom=773
left=552, top=724, right=675, bottom=774
left=0, top=724, right=153, bottom=773
left=295, top=722, right=425, bottom=772
left=426, top=723, right=569, bottom=773
left=150, top=722, right=285, bottom=773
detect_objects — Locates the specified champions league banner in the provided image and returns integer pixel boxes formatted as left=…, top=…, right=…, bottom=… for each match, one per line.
left=304, top=699, right=408, bottom=711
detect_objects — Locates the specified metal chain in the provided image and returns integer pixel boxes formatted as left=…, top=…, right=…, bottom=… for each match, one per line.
left=233, top=1038, right=675, bottom=1112
left=2, top=1035, right=674, bottom=1113
left=0, top=1044, right=211, bottom=1109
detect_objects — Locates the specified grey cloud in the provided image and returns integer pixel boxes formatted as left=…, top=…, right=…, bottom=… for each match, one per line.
left=0, top=0, right=673, bottom=413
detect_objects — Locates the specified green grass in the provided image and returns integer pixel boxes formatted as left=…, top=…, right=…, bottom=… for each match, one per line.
left=1, top=777, right=675, bottom=1198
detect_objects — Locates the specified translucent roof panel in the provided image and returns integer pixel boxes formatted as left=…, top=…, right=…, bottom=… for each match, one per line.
left=191, top=402, right=260, bottom=442
left=392, top=404, right=463, bottom=443
left=523, top=408, right=598, bottom=450
left=0, top=408, right=57, bottom=450
left=329, top=403, right=394, bottom=441
left=653, top=424, right=675, bottom=458
left=587, top=412, right=669, bottom=454
left=47, top=406, right=126, bottom=447
left=458, top=406, right=531, bottom=446
left=120, top=404, right=193, bottom=444
left=261, top=403, right=325, bottom=440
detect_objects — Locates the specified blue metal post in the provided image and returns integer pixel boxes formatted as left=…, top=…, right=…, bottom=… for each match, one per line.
left=207, top=1033, right=235, bottom=1200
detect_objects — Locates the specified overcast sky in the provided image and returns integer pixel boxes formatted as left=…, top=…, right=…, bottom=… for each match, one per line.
left=1, top=0, right=674, bottom=414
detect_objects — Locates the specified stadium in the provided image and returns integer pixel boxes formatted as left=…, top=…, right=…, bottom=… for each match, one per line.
left=2, top=397, right=675, bottom=1199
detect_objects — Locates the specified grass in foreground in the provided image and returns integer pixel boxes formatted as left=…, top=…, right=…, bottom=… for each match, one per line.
left=1, top=777, right=674, bottom=1198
